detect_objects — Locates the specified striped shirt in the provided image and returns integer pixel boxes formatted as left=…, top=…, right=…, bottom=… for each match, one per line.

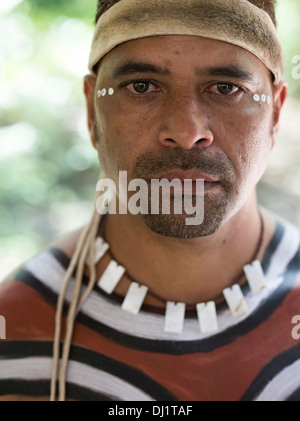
left=0, top=218, right=300, bottom=401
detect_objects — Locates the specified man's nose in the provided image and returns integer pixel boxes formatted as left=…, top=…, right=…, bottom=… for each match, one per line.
left=158, top=93, right=214, bottom=149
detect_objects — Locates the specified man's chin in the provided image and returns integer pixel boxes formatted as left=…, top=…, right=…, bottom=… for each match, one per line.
left=137, top=212, right=226, bottom=239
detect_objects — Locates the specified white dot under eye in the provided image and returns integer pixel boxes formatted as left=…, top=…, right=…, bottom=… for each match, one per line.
left=102, top=88, right=107, bottom=96
left=108, top=88, right=114, bottom=95
left=261, top=94, right=266, bottom=102
left=267, top=95, right=271, bottom=104
left=97, top=90, right=101, bottom=98
left=253, top=94, right=260, bottom=102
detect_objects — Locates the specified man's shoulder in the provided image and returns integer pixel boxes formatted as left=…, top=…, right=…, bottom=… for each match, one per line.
left=264, top=208, right=300, bottom=260
left=262, top=209, right=300, bottom=310
left=0, top=227, right=85, bottom=340
left=263, top=207, right=300, bottom=239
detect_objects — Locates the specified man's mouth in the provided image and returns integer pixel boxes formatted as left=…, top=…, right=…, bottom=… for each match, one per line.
left=154, top=169, right=220, bottom=194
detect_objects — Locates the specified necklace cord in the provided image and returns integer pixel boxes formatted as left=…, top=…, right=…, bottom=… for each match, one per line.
left=232, top=208, right=264, bottom=286
left=106, top=209, right=265, bottom=303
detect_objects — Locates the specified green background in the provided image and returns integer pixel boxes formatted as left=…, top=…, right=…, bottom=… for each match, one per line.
left=0, top=0, right=300, bottom=280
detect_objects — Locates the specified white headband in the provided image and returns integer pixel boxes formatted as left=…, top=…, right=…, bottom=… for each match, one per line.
left=88, top=0, right=283, bottom=84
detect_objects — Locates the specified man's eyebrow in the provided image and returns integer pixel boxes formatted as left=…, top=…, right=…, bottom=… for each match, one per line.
left=111, top=62, right=256, bottom=82
left=196, top=65, right=256, bottom=82
left=111, top=61, right=170, bottom=79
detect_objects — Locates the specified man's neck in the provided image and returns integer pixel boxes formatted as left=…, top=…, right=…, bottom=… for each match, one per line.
left=103, top=195, right=275, bottom=306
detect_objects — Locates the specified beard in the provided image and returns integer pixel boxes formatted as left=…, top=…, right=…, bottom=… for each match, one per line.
left=139, top=194, right=230, bottom=238
left=128, top=149, right=237, bottom=238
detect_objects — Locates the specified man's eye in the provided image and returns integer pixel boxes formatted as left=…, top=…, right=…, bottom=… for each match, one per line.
left=126, top=81, right=159, bottom=94
left=208, top=83, right=240, bottom=95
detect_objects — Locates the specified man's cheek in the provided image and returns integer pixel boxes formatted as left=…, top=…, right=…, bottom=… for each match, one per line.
left=96, top=137, right=119, bottom=177
left=98, top=137, right=133, bottom=178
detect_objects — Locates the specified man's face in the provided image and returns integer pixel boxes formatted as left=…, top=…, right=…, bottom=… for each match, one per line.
left=85, top=35, right=285, bottom=238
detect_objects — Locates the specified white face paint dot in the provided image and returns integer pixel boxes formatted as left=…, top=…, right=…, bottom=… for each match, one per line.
left=97, top=90, right=101, bottom=98
left=108, top=88, right=114, bottom=96
left=267, top=95, right=271, bottom=104
left=253, top=94, right=260, bottom=102
left=102, top=88, right=106, bottom=96
left=261, top=94, right=266, bottom=102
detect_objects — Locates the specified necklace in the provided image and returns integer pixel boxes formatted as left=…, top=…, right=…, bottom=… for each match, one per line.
left=91, top=210, right=266, bottom=334
left=50, top=208, right=266, bottom=401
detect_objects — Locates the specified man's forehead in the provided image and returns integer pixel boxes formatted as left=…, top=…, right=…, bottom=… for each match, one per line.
left=99, top=36, right=264, bottom=82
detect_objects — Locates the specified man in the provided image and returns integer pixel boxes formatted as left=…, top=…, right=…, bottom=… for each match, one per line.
left=0, top=0, right=299, bottom=402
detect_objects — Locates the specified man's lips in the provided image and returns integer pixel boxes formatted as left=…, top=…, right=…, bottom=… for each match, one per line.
left=154, top=170, right=220, bottom=183
left=145, top=170, right=220, bottom=194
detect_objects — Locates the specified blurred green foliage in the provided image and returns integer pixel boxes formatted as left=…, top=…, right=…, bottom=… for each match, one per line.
left=276, top=0, right=300, bottom=98
left=0, top=0, right=99, bottom=278
left=0, top=0, right=300, bottom=279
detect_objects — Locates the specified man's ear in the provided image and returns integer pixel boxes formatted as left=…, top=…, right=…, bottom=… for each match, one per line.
left=83, top=74, right=97, bottom=149
left=272, top=80, right=288, bottom=142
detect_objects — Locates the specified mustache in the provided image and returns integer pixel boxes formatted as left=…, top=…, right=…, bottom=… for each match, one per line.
left=132, top=149, right=235, bottom=183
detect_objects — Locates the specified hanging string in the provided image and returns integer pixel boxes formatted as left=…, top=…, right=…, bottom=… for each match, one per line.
left=58, top=210, right=101, bottom=401
left=50, top=172, right=105, bottom=401
left=50, top=217, right=93, bottom=401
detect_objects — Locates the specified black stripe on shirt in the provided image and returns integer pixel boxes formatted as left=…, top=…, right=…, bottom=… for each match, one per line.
left=13, top=223, right=300, bottom=355
left=14, top=268, right=68, bottom=313
left=261, top=221, right=285, bottom=274
left=0, top=340, right=177, bottom=401
left=240, top=342, right=300, bottom=401
left=71, top=240, right=300, bottom=354
left=0, top=379, right=116, bottom=401
left=286, top=386, right=300, bottom=401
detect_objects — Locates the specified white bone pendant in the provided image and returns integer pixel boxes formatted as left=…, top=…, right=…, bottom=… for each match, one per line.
left=164, top=302, right=186, bottom=334
left=87, top=237, right=109, bottom=265
left=97, top=260, right=125, bottom=294
left=121, top=282, right=148, bottom=315
left=243, top=260, right=267, bottom=293
left=223, top=284, right=248, bottom=316
left=196, top=301, right=218, bottom=333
